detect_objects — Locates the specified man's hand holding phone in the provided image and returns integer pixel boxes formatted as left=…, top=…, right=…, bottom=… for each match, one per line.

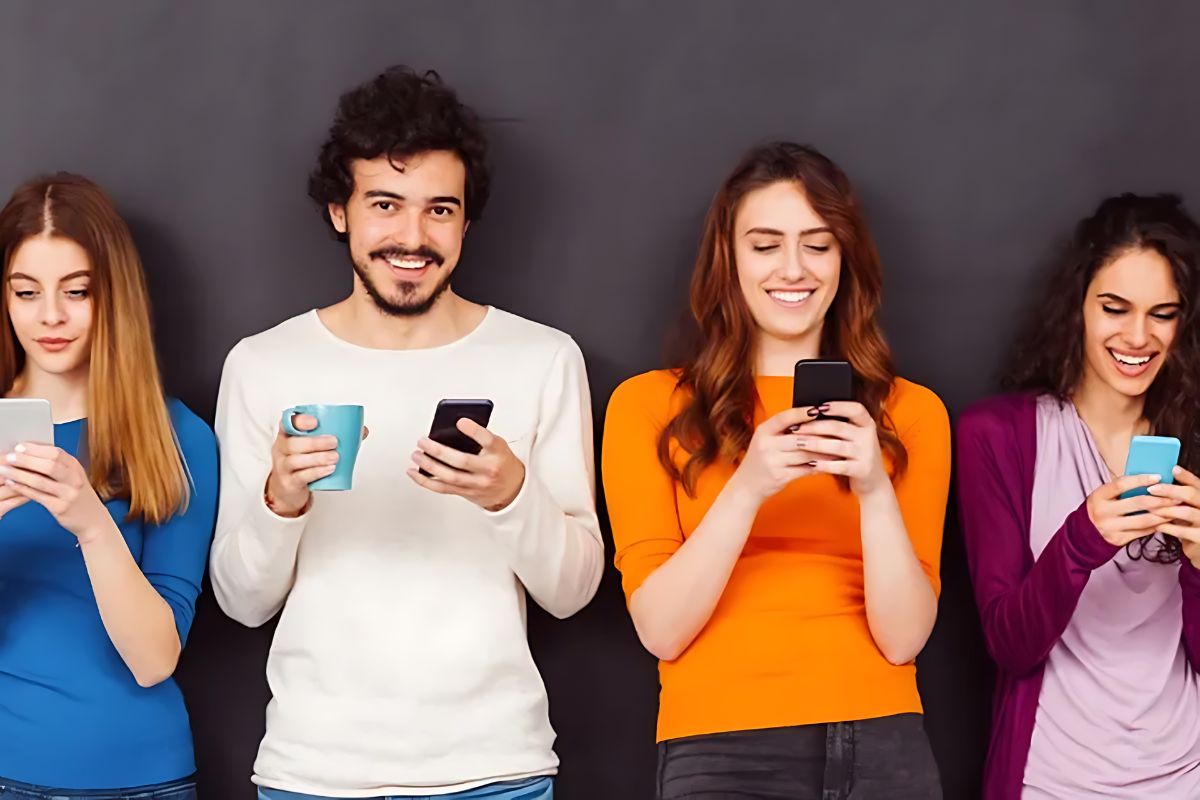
left=408, top=417, right=525, bottom=512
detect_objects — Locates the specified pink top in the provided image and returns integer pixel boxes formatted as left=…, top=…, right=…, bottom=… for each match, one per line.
left=1022, top=396, right=1200, bottom=797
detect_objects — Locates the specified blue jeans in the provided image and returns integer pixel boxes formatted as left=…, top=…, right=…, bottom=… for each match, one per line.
left=256, top=776, right=553, bottom=800
left=0, top=777, right=195, bottom=800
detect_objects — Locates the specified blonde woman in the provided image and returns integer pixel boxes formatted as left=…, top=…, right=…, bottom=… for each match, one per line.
left=0, top=173, right=217, bottom=799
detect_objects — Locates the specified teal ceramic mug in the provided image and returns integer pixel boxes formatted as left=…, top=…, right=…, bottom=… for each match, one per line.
left=280, top=403, right=364, bottom=491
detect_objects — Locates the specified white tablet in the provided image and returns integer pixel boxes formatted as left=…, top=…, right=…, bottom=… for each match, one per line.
left=0, top=398, right=54, bottom=454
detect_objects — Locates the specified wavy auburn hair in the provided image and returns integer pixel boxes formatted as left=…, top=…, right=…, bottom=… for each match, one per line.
left=659, top=142, right=906, bottom=494
left=1004, top=193, right=1200, bottom=563
left=0, top=173, right=189, bottom=523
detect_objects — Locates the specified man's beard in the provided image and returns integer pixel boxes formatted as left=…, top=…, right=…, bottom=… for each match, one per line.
left=351, top=244, right=453, bottom=317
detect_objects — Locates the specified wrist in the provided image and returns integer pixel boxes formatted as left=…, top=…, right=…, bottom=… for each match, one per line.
left=76, top=519, right=116, bottom=547
left=724, top=469, right=766, bottom=511
left=855, top=475, right=896, bottom=508
left=264, top=476, right=311, bottom=518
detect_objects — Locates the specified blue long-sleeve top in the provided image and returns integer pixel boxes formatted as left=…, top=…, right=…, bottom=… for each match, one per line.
left=0, top=399, right=218, bottom=789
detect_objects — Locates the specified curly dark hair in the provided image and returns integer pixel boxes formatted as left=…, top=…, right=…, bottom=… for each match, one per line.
left=1004, top=193, right=1200, bottom=563
left=308, top=66, right=491, bottom=236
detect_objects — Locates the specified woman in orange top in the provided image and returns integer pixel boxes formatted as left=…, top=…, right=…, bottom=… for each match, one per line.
left=602, top=142, right=951, bottom=799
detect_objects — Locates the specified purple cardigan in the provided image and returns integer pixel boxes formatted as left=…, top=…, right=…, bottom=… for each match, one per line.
left=955, top=393, right=1200, bottom=800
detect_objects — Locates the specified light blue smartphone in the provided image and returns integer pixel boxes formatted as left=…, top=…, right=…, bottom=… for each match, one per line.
left=1119, top=435, right=1181, bottom=499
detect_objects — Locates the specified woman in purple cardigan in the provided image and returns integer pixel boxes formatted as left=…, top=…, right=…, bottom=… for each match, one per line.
left=957, top=193, right=1200, bottom=799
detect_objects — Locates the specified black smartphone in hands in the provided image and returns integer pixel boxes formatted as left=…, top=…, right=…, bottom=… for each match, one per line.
left=420, top=399, right=494, bottom=477
left=792, top=359, right=854, bottom=422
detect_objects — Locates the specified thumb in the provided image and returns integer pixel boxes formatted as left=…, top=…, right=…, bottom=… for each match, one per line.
left=362, top=425, right=370, bottom=441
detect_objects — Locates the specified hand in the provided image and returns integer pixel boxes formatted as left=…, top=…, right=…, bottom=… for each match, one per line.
left=793, top=401, right=889, bottom=496
left=728, top=406, right=825, bottom=504
left=407, top=418, right=526, bottom=512
left=0, top=482, right=29, bottom=520
left=266, top=414, right=369, bottom=516
left=1085, top=473, right=1174, bottom=547
left=1148, top=466, right=1200, bottom=567
left=0, top=443, right=113, bottom=542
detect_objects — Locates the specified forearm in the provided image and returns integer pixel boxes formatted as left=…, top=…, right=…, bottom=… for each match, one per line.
left=80, top=521, right=181, bottom=687
left=860, top=484, right=938, bottom=665
left=630, top=477, right=760, bottom=661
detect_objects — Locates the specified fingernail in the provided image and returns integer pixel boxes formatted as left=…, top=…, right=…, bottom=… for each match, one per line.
left=818, top=404, right=831, bottom=412
left=1175, top=466, right=1185, bottom=476
left=4, top=453, right=14, bottom=463
left=1150, top=474, right=1162, bottom=483
left=13, top=444, right=25, bottom=454
left=805, top=461, right=818, bottom=467
left=807, top=407, right=821, bottom=417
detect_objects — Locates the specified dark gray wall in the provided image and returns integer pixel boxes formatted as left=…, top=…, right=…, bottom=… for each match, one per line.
left=3, top=2, right=1200, bottom=797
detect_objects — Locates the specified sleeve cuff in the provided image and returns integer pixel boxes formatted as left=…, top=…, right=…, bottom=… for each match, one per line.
left=1063, top=502, right=1120, bottom=571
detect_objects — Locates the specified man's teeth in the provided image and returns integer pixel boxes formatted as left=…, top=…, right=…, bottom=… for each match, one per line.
left=1111, top=350, right=1151, bottom=366
left=769, top=290, right=813, bottom=303
left=386, top=256, right=428, bottom=270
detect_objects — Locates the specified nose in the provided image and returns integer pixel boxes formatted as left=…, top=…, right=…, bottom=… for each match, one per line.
left=780, top=244, right=807, bottom=282
left=1124, top=313, right=1151, bottom=349
left=39, top=294, right=67, bottom=327
left=393, top=207, right=427, bottom=251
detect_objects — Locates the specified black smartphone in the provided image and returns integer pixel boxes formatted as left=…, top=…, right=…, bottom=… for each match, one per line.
left=420, top=399, right=494, bottom=477
left=792, top=359, right=854, bottom=421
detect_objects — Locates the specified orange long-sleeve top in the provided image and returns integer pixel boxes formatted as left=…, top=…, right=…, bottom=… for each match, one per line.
left=602, top=370, right=951, bottom=742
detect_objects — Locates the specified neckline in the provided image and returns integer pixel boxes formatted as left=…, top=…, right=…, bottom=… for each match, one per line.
left=307, top=306, right=497, bottom=354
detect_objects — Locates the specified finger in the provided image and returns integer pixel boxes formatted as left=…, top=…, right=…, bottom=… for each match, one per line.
left=1172, top=466, right=1200, bottom=490
left=411, top=451, right=476, bottom=487
left=1111, top=493, right=1175, bottom=516
left=768, top=406, right=818, bottom=432
left=362, top=426, right=370, bottom=441
left=12, top=442, right=62, bottom=460
left=5, top=478, right=60, bottom=509
left=456, top=418, right=497, bottom=450
left=811, top=459, right=855, bottom=476
left=0, top=494, right=29, bottom=517
left=793, top=419, right=856, bottom=440
left=1146, top=483, right=1197, bottom=503
left=406, top=467, right=457, bottom=495
left=4, top=451, right=67, bottom=481
left=1113, top=512, right=1172, bottom=533
left=819, top=402, right=871, bottom=426
left=283, top=414, right=319, bottom=433
left=281, top=433, right=340, bottom=455
left=292, top=465, right=338, bottom=485
left=284, top=451, right=340, bottom=473
left=1159, top=505, right=1200, bottom=525
left=416, top=437, right=475, bottom=471
left=794, top=436, right=854, bottom=459
left=1105, top=473, right=1164, bottom=499
left=1159, top=523, right=1200, bottom=542
left=0, top=466, right=61, bottom=496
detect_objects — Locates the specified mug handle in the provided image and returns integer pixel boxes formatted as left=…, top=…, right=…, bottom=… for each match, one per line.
left=281, top=407, right=314, bottom=436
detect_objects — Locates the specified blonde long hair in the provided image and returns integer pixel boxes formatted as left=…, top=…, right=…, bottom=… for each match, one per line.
left=0, top=173, right=188, bottom=523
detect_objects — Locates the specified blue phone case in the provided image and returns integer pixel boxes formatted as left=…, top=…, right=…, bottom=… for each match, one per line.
left=1119, top=435, right=1181, bottom=499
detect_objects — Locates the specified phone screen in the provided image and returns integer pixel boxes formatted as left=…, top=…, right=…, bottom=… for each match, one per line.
left=792, top=360, right=854, bottom=420
left=421, top=399, right=494, bottom=477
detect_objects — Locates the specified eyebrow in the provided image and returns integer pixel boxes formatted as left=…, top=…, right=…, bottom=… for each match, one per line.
left=744, top=226, right=832, bottom=237
left=7, top=270, right=90, bottom=282
left=1098, top=292, right=1182, bottom=309
left=363, top=190, right=462, bottom=207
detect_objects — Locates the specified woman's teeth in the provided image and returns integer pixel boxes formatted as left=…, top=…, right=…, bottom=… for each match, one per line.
left=1110, top=349, right=1152, bottom=366
left=769, top=290, right=813, bottom=303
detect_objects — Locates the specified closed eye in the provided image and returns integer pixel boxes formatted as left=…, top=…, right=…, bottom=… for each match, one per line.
left=752, top=244, right=779, bottom=253
left=1102, top=306, right=1126, bottom=315
left=13, top=290, right=36, bottom=300
left=804, top=245, right=831, bottom=253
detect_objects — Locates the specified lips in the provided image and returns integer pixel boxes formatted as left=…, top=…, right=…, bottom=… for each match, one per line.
left=766, top=288, right=815, bottom=308
left=1108, top=347, right=1157, bottom=378
left=35, top=337, right=73, bottom=353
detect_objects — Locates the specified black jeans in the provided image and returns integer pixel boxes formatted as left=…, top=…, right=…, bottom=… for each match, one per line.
left=657, top=713, right=941, bottom=800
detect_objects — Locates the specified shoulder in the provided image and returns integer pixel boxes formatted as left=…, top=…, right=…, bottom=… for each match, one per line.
left=957, top=392, right=1036, bottom=442
left=886, top=377, right=949, bottom=435
left=484, top=307, right=581, bottom=362
left=165, top=398, right=216, bottom=453
left=223, top=311, right=317, bottom=369
left=606, top=369, right=684, bottom=424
